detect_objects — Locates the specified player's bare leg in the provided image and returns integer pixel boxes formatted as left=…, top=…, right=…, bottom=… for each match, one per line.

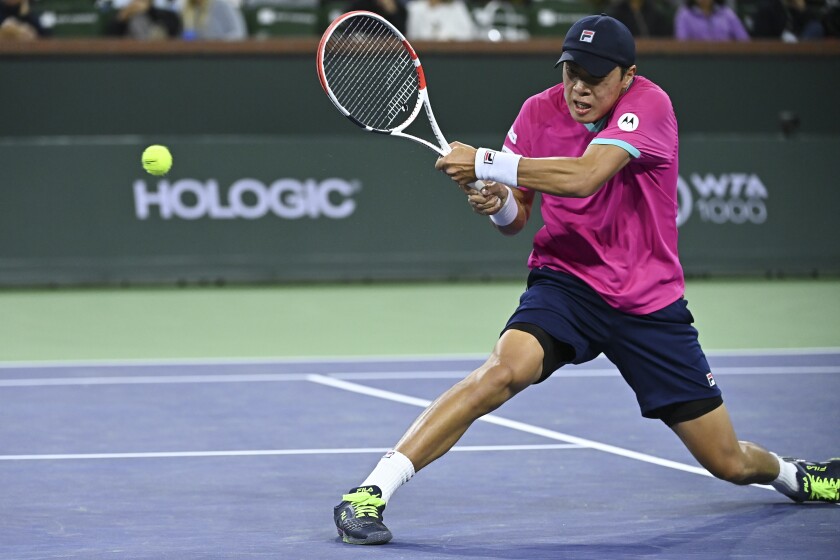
left=334, top=329, right=544, bottom=544
left=671, top=404, right=779, bottom=484
left=394, top=329, right=545, bottom=471
left=672, top=404, right=840, bottom=503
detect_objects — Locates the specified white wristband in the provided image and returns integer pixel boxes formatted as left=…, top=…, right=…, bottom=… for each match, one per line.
left=475, top=148, right=521, bottom=187
left=490, top=186, right=518, bottom=227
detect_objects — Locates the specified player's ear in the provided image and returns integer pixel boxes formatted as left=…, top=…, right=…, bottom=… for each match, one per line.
left=623, top=65, right=637, bottom=90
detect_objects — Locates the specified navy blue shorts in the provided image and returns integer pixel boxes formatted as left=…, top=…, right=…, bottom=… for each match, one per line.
left=504, top=267, right=722, bottom=420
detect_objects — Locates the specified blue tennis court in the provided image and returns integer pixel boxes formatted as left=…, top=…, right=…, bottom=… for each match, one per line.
left=1, top=350, right=838, bottom=559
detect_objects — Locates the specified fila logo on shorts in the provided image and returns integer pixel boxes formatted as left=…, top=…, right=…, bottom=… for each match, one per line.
left=580, top=30, right=595, bottom=42
left=706, top=372, right=716, bottom=387
left=483, top=151, right=495, bottom=164
left=618, top=112, right=639, bottom=132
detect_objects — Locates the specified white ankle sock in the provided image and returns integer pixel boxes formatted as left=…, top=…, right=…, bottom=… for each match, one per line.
left=359, top=450, right=415, bottom=503
left=770, top=454, right=800, bottom=497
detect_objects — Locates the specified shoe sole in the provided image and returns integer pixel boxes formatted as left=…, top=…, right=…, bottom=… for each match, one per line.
left=339, top=529, right=393, bottom=545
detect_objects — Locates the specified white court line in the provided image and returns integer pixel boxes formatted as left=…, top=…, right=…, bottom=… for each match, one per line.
left=0, top=347, right=837, bottom=369
left=705, top=366, right=840, bottom=375
left=0, top=443, right=581, bottom=462
left=307, top=374, right=775, bottom=492
left=1, top=365, right=838, bottom=387
left=706, top=347, right=840, bottom=356
left=0, top=374, right=312, bottom=387
left=333, top=366, right=840, bottom=380
left=0, top=355, right=486, bottom=370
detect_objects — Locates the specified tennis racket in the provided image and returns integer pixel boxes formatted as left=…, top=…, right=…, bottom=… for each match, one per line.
left=316, top=10, right=483, bottom=189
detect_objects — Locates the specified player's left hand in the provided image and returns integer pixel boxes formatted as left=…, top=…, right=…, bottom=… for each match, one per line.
left=435, top=142, right=478, bottom=186
left=459, top=181, right=505, bottom=215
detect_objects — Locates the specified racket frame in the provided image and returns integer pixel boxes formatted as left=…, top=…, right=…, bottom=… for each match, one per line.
left=317, top=10, right=453, bottom=157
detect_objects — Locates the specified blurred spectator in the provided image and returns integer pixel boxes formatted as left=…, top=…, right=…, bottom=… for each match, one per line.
left=674, top=0, right=750, bottom=40
left=825, top=0, right=840, bottom=36
left=406, top=0, right=478, bottom=40
left=750, top=0, right=824, bottom=40
left=472, top=0, right=532, bottom=41
left=607, top=0, right=674, bottom=37
left=180, top=0, right=246, bottom=39
left=0, top=0, right=47, bottom=39
left=101, top=0, right=182, bottom=39
left=349, top=0, right=407, bottom=32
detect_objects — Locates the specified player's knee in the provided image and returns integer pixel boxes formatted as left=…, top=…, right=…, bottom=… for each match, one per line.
left=706, top=454, right=751, bottom=485
left=464, top=362, right=531, bottom=409
left=487, top=360, right=536, bottom=393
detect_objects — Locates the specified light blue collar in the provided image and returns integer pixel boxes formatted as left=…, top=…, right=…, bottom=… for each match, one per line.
left=584, top=116, right=608, bottom=133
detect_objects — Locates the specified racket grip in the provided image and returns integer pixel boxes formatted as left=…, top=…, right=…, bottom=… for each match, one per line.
left=438, top=146, right=484, bottom=191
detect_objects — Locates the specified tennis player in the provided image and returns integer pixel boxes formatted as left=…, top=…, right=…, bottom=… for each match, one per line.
left=333, top=14, right=840, bottom=545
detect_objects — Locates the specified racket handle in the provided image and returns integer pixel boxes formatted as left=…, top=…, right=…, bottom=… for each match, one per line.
left=438, top=145, right=484, bottom=191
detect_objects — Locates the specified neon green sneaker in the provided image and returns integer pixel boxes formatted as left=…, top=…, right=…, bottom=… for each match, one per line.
left=783, top=458, right=840, bottom=503
left=333, top=486, right=392, bottom=545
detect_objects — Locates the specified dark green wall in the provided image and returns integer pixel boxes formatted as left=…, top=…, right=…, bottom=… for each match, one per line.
left=2, top=49, right=838, bottom=286
left=4, top=52, right=839, bottom=136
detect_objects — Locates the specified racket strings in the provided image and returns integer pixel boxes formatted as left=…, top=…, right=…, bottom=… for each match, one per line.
left=331, top=24, right=404, bottom=123
left=324, top=18, right=383, bottom=101
left=386, top=73, right=417, bottom=124
left=330, top=18, right=399, bottom=93
left=327, top=18, right=414, bottom=128
left=322, top=15, right=419, bottom=131
left=327, top=17, right=408, bottom=108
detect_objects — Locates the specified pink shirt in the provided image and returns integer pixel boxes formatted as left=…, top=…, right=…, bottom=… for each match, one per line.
left=502, top=75, right=684, bottom=315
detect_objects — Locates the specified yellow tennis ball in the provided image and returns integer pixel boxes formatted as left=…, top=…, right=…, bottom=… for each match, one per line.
left=142, top=145, right=173, bottom=176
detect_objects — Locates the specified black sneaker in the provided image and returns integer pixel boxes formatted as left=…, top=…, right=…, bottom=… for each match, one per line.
left=333, top=485, right=392, bottom=545
left=782, top=457, right=840, bottom=503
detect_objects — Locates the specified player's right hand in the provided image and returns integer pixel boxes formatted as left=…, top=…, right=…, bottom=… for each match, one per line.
left=461, top=181, right=507, bottom=216
left=436, top=142, right=478, bottom=187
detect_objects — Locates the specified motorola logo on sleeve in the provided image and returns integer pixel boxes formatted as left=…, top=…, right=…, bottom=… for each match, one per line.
left=617, top=112, right=639, bottom=132
left=133, top=178, right=360, bottom=220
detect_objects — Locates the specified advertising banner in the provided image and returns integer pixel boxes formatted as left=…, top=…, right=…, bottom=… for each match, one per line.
left=1, top=135, right=837, bottom=286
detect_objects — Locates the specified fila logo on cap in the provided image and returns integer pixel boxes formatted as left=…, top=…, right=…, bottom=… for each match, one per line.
left=618, top=112, right=639, bottom=132
left=580, top=29, right=595, bottom=42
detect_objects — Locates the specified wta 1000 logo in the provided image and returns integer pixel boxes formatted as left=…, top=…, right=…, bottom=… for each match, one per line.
left=133, top=178, right=360, bottom=220
left=676, top=173, right=768, bottom=227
